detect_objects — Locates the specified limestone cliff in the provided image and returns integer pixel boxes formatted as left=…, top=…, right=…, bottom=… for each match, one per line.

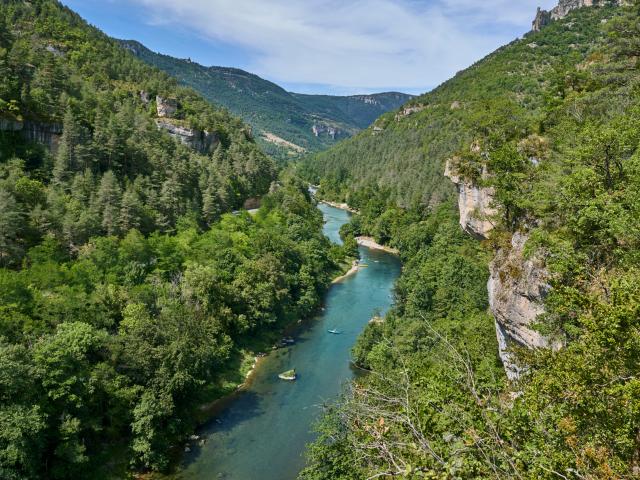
left=488, top=233, right=562, bottom=380
left=444, top=159, right=497, bottom=240
left=445, top=159, right=561, bottom=380
left=0, top=119, right=62, bottom=152
left=154, top=119, right=218, bottom=155
left=532, top=0, right=627, bottom=31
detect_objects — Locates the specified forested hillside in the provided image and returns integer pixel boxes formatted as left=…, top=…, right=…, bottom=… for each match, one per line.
left=301, top=2, right=640, bottom=478
left=299, top=6, right=622, bottom=207
left=120, top=40, right=412, bottom=160
left=0, top=0, right=276, bottom=271
left=0, top=1, right=353, bottom=478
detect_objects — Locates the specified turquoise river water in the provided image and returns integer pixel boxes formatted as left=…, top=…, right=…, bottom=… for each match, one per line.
left=177, top=203, right=401, bottom=480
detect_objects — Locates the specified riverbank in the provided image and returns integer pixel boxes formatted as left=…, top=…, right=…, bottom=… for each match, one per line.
left=332, top=259, right=360, bottom=283
left=356, top=236, right=400, bottom=255
left=320, top=200, right=359, bottom=214
left=190, top=256, right=359, bottom=428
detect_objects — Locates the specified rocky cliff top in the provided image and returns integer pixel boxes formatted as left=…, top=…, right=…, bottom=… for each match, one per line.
left=533, top=0, right=627, bottom=31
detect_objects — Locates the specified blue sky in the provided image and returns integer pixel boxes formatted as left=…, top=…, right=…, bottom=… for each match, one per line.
left=61, top=0, right=557, bottom=96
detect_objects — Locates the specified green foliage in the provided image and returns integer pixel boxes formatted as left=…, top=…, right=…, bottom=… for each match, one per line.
left=303, top=3, right=640, bottom=478
left=298, top=6, right=618, bottom=207
left=0, top=0, right=277, bottom=268
left=119, top=40, right=412, bottom=161
left=0, top=178, right=344, bottom=478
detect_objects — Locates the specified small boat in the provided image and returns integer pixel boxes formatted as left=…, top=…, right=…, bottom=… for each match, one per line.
left=358, top=264, right=369, bottom=267
left=278, top=369, right=296, bottom=381
left=328, top=328, right=341, bottom=334
left=283, top=337, right=295, bottom=344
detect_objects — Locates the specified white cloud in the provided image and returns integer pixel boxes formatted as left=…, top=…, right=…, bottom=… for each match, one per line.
left=130, top=0, right=558, bottom=93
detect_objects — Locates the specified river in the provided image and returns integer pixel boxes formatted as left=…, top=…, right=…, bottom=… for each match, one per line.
left=176, top=203, right=401, bottom=480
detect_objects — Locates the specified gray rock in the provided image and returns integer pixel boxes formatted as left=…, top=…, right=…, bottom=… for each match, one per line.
left=488, top=232, right=563, bottom=380
left=155, top=119, right=218, bottom=154
left=444, top=159, right=497, bottom=240
left=156, top=96, right=178, bottom=118
left=532, top=0, right=628, bottom=32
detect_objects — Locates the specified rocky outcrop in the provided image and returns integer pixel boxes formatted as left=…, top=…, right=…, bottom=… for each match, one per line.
left=532, top=7, right=553, bottom=31
left=0, top=118, right=63, bottom=152
left=156, top=96, right=178, bottom=118
left=155, top=119, right=218, bottom=154
left=140, top=91, right=150, bottom=106
left=395, top=104, right=425, bottom=121
left=532, top=0, right=627, bottom=31
left=488, top=232, right=561, bottom=380
left=312, top=124, right=341, bottom=139
left=445, top=156, right=562, bottom=380
left=444, top=159, right=497, bottom=240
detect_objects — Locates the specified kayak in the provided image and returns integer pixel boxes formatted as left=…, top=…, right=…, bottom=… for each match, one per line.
left=278, top=369, right=296, bottom=381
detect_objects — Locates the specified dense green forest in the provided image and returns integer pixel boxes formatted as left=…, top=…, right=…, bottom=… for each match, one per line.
left=0, top=0, right=276, bottom=271
left=119, top=39, right=412, bottom=161
left=298, top=6, right=624, bottom=207
left=0, top=1, right=355, bottom=478
left=301, top=2, right=640, bottom=478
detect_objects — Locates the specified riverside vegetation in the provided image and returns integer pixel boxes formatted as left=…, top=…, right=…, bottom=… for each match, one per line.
left=0, top=1, right=353, bottom=478
left=300, top=2, right=640, bottom=479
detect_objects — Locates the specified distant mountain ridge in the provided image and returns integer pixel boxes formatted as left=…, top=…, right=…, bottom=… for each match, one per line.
left=119, top=40, right=412, bottom=159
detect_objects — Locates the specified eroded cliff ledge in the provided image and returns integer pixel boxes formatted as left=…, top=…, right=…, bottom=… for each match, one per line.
left=445, top=159, right=561, bottom=380
left=444, top=159, right=497, bottom=240
left=533, top=0, right=629, bottom=31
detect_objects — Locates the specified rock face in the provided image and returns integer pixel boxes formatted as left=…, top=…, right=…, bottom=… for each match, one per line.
left=311, top=124, right=341, bottom=139
left=395, top=104, right=425, bottom=121
left=488, top=232, right=559, bottom=380
left=532, top=7, right=553, bottom=31
left=155, top=119, right=218, bottom=154
left=0, top=119, right=63, bottom=152
left=532, top=0, right=626, bottom=31
left=445, top=158, right=562, bottom=380
left=444, top=159, right=497, bottom=240
left=156, top=96, right=178, bottom=118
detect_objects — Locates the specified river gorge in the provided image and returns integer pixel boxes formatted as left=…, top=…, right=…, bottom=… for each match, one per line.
left=176, top=203, right=401, bottom=480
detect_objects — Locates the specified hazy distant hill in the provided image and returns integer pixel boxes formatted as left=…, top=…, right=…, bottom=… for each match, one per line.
left=119, top=40, right=412, bottom=159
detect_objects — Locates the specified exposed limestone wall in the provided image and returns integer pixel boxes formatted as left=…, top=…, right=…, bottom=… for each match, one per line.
left=488, top=232, right=560, bottom=380
left=0, top=119, right=63, bottom=152
left=156, top=96, right=178, bottom=118
left=532, top=0, right=627, bottom=31
left=444, top=159, right=562, bottom=380
left=155, top=119, right=218, bottom=154
left=444, top=159, right=497, bottom=240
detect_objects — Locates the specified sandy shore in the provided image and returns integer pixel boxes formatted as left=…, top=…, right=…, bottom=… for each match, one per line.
left=356, top=236, right=400, bottom=255
left=332, top=260, right=360, bottom=283
left=320, top=200, right=359, bottom=214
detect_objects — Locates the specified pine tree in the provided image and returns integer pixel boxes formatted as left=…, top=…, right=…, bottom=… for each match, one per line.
left=53, top=107, right=88, bottom=186
left=96, top=171, right=122, bottom=236
left=120, top=184, right=142, bottom=233
left=0, top=188, right=23, bottom=266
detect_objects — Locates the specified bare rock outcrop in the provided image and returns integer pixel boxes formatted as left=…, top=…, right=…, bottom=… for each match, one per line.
left=156, top=96, right=178, bottom=118
left=444, top=159, right=497, bottom=240
left=312, top=124, right=341, bottom=139
left=532, top=0, right=627, bottom=31
left=0, top=119, right=63, bottom=152
left=395, top=104, right=425, bottom=121
left=155, top=119, right=218, bottom=154
left=488, top=232, right=560, bottom=380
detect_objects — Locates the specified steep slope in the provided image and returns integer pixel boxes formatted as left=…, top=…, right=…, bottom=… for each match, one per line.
left=301, top=2, right=640, bottom=478
left=300, top=5, right=620, bottom=207
left=0, top=1, right=352, bottom=479
left=119, top=40, right=412, bottom=159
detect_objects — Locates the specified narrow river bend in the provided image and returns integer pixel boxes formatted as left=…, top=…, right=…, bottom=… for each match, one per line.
left=177, top=203, right=401, bottom=480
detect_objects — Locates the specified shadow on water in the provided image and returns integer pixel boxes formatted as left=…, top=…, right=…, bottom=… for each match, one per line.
left=176, top=204, right=401, bottom=480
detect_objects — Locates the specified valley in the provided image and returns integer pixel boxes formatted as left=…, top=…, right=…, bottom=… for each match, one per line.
left=1, top=1, right=639, bottom=479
